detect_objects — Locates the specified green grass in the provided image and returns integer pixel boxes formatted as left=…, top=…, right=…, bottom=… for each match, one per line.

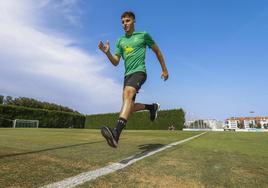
left=0, top=129, right=268, bottom=188
left=83, top=132, right=268, bottom=188
left=0, top=128, right=198, bottom=187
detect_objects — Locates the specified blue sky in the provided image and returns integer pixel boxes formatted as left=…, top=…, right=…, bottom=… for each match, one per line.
left=1, top=0, right=267, bottom=120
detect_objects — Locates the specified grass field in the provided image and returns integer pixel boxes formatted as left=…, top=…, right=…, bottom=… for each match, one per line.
left=0, top=129, right=268, bottom=188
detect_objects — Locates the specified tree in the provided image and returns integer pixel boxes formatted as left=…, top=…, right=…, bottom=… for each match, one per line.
left=4, top=96, right=13, bottom=105
left=3, top=95, right=79, bottom=113
left=238, top=122, right=244, bottom=129
left=249, top=123, right=254, bottom=128
left=0, top=95, right=4, bottom=104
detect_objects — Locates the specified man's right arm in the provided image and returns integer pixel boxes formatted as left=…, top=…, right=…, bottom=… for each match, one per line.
left=98, top=41, right=120, bottom=66
left=105, top=51, right=120, bottom=66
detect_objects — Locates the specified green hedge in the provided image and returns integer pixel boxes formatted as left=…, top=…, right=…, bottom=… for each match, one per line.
left=85, top=109, right=185, bottom=130
left=0, top=105, right=85, bottom=128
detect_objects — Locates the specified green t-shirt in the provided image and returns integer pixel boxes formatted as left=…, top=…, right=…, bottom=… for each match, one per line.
left=115, top=31, right=155, bottom=76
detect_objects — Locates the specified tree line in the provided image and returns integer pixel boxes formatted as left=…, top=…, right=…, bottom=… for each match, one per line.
left=0, top=95, right=80, bottom=114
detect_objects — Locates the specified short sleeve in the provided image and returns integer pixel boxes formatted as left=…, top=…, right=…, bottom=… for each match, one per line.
left=144, top=32, right=155, bottom=48
left=115, top=39, right=122, bottom=56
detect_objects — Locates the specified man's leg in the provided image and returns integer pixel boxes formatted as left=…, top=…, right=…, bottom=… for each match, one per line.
left=101, top=72, right=159, bottom=147
left=120, top=87, right=160, bottom=121
left=110, top=100, right=159, bottom=145
left=114, top=86, right=137, bottom=139
left=101, top=86, right=136, bottom=148
left=132, top=103, right=145, bottom=112
left=132, top=103, right=160, bottom=121
left=119, top=86, right=137, bottom=120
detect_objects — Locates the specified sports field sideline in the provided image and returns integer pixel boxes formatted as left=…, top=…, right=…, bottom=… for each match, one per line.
left=0, top=128, right=268, bottom=187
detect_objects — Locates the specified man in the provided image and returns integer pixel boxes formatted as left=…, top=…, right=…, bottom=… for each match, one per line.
left=98, top=11, right=168, bottom=148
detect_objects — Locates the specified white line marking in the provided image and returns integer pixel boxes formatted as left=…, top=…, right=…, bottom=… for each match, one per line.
left=41, top=132, right=207, bottom=188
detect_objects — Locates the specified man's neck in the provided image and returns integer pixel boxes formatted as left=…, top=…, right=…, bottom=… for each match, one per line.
left=126, top=29, right=135, bottom=36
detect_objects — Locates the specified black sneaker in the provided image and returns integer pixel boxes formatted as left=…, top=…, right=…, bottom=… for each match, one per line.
left=101, top=126, right=118, bottom=148
left=149, top=103, right=160, bottom=121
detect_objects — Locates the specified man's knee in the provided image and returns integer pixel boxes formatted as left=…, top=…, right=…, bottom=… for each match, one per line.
left=123, top=86, right=136, bottom=101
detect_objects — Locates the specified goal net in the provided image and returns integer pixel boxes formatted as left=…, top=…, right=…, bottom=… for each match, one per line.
left=13, top=119, right=39, bottom=128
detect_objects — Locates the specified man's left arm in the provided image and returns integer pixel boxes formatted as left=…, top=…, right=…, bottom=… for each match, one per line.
left=151, top=44, right=169, bottom=81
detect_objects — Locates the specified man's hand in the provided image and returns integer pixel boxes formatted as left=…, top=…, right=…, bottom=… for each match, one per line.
left=98, top=40, right=120, bottom=66
left=98, top=40, right=110, bottom=54
left=161, top=70, right=169, bottom=81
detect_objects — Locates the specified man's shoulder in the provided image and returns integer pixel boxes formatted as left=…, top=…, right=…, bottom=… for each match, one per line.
left=116, top=31, right=151, bottom=42
left=116, top=36, right=125, bottom=45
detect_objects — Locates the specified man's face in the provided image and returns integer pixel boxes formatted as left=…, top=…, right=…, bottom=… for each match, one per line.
left=121, top=16, right=135, bottom=33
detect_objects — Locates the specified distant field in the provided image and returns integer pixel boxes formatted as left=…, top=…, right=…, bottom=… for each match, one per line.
left=0, top=129, right=267, bottom=188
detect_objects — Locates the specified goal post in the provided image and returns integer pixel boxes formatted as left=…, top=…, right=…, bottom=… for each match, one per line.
left=13, top=119, right=39, bottom=128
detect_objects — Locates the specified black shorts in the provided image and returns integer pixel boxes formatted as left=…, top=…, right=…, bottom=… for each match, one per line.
left=124, top=71, right=147, bottom=92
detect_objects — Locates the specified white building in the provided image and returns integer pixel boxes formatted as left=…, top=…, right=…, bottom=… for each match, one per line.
left=225, top=119, right=239, bottom=129
left=243, top=119, right=255, bottom=129
left=225, top=116, right=268, bottom=129
left=260, top=118, right=268, bottom=128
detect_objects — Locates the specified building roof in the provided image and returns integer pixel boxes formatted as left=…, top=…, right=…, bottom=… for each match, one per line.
left=227, top=117, right=268, bottom=121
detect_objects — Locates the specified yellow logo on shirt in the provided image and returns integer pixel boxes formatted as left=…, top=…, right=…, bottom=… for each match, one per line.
left=124, top=46, right=134, bottom=54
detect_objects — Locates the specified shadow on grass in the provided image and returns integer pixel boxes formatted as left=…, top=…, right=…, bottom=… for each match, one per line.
left=119, top=143, right=165, bottom=164
left=0, top=140, right=104, bottom=159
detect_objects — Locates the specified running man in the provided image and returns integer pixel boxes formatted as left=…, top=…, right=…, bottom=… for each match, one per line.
left=98, top=11, right=169, bottom=148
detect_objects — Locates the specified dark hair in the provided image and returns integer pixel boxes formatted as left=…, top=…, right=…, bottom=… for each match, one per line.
left=121, top=11, right=135, bottom=20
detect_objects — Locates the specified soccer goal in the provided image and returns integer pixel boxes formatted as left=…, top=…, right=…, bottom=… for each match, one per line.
left=13, top=119, right=39, bottom=128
